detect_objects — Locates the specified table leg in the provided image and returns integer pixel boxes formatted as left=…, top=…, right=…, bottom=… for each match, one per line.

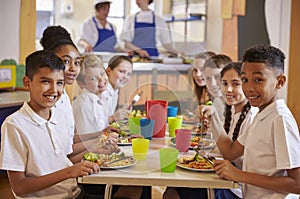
left=208, top=188, right=215, bottom=199
left=104, top=184, right=113, bottom=199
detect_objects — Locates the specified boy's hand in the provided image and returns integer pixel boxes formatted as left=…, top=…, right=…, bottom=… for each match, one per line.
left=214, top=159, right=241, bottom=181
left=102, top=126, right=119, bottom=133
left=69, top=161, right=100, bottom=177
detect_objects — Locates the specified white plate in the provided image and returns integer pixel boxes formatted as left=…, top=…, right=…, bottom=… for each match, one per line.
left=117, top=142, right=132, bottom=146
left=100, top=158, right=137, bottom=169
left=169, top=137, right=216, bottom=150
left=176, top=163, right=214, bottom=172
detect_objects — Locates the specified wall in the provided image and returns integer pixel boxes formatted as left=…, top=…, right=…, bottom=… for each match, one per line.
left=0, top=0, right=20, bottom=62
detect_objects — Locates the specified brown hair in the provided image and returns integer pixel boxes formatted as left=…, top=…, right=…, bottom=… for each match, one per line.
left=107, top=55, right=132, bottom=70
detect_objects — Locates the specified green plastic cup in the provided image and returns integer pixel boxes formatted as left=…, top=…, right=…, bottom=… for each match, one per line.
left=129, top=117, right=142, bottom=135
left=168, top=117, right=183, bottom=137
left=132, top=138, right=149, bottom=160
left=159, top=148, right=178, bottom=173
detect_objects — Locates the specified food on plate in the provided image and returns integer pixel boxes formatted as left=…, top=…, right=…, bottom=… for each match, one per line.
left=128, top=109, right=146, bottom=118
left=83, top=152, right=135, bottom=167
left=177, top=153, right=215, bottom=170
left=98, top=132, right=109, bottom=147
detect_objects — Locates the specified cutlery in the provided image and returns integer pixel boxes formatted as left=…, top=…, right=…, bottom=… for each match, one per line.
left=193, top=148, right=214, bottom=165
left=129, top=91, right=143, bottom=107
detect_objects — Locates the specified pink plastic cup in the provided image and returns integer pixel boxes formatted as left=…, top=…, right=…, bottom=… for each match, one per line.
left=175, top=129, right=192, bottom=152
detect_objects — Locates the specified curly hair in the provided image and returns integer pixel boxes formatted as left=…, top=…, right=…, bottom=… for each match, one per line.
left=242, top=44, right=285, bottom=75
left=40, top=25, right=78, bottom=53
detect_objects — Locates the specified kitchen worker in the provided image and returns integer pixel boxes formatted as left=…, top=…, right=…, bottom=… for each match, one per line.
left=121, top=0, right=181, bottom=58
left=78, top=0, right=125, bottom=53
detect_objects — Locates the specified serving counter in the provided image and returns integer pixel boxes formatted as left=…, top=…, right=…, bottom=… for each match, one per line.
left=119, top=63, right=195, bottom=113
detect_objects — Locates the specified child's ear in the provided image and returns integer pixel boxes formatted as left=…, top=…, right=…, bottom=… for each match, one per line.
left=23, top=76, right=31, bottom=89
left=276, top=74, right=286, bottom=89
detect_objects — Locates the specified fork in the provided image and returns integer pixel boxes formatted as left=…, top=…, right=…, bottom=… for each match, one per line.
left=193, top=148, right=214, bottom=165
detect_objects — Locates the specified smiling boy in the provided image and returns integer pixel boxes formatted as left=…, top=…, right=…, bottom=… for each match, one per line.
left=0, top=50, right=99, bottom=198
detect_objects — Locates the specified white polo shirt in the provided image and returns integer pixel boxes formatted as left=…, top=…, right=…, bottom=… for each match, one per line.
left=72, top=88, right=108, bottom=134
left=227, top=106, right=258, bottom=198
left=238, top=99, right=300, bottom=199
left=121, top=10, right=172, bottom=46
left=55, top=90, right=75, bottom=139
left=0, top=102, right=80, bottom=198
left=101, top=83, right=119, bottom=120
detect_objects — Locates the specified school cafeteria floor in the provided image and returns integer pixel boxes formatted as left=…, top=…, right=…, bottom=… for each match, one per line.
left=0, top=173, right=165, bottom=198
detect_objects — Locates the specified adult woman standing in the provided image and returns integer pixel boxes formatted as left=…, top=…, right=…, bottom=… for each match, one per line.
left=121, top=0, right=179, bottom=57
left=78, top=0, right=124, bottom=53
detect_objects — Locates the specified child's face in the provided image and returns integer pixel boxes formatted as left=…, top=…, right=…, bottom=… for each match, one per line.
left=55, top=45, right=81, bottom=85
left=241, top=62, right=279, bottom=111
left=107, top=60, right=132, bottom=89
left=222, top=68, right=247, bottom=111
left=203, top=67, right=222, bottom=98
left=24, top=67, right=64, bottom=113
left=83, top=67, right=108, bottom=95
left=193, top=58, right=206, bottom=87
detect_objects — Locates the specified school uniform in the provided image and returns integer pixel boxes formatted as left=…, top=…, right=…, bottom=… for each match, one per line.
left=101, top=83, right=119, bottom=121
left=72, top=88, right=108, bottom=134
left=214, top=106, right=258, bottom=199
left=238, top=99, right=300, bottom=199
left=55, top=90, right=75, bottom=139
left=0, top=102, right=80, bottom=198
left=121, top=10, right=172, bottom=57
left=79, top=17, right=120, bottom=52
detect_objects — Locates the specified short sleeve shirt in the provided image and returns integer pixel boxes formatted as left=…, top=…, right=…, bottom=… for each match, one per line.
left=72, top=88, right=108, bottom=134
left=0, top=102, right=80, bottom=198
left=238, top=100, right=300, bottom=199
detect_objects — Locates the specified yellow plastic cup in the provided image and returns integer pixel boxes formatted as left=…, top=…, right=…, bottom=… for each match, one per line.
left=159, top=148, right=178, bottom=173
left=132, top=138, right=150, bottom=160
left=168, top=117, right=183, bottom=137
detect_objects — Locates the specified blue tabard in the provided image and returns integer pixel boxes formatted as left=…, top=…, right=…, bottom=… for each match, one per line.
left=132, top=12, right=158, bottom=56
left=92, top=17, right=117, bottom=52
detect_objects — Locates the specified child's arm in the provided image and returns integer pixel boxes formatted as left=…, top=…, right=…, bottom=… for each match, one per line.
left=8, top=161, right=99, bottom=197
left=73, top=126, right=119, bottom=143
left=198, top=105, right=244, bottom=160
left=214, top=160, right=300, bottom=194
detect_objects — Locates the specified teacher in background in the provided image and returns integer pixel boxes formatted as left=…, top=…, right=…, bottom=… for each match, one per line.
left=121, top=0, right=180, bottom=58
left=78, top=0, right=124, bottom=53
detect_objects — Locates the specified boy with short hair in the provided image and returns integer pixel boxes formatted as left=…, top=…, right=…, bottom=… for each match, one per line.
left=200, top=44, right=300, bottom=198
left=0, top=50, right=99, bottom=198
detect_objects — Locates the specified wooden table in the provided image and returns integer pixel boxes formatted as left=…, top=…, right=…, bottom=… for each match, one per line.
left=78, top=137, right=238, bottom=199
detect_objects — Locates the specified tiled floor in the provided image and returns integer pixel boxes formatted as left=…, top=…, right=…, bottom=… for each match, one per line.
left=0, top=173, right=165, bottom=199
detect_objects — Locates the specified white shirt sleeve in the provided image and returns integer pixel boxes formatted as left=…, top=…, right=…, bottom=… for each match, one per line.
left=78, top=18, right=99, bottom=47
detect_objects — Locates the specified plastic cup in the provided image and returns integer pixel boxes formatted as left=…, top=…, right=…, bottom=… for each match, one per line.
left=128, top=117, right=141, bottom=135
left=175, top=129, right=192, bottom=152
left=159, top=148, right=178, bottom=173
left=168, top=117, right=183, bottom=137
left=140, top=118, right=155, bottom=140
left=167, top=106, right=179, bottom=117
left=132, top=138, right=149, bottom=160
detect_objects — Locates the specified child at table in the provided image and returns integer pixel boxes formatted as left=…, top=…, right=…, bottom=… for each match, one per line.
left=103, top=55, right=133, bottom=124
left=72, top=54, right=109, bottom=134
left=200, top=44, right=300, bottom=198
left=193, top=51, right=216, bottom=106
left=163, top=62, right=258, bottom=199
left=0, top=50, right=100, bottom=198
left=40, top=25, right=120, bottom=164
left=202, top=54, right=232, bottom=123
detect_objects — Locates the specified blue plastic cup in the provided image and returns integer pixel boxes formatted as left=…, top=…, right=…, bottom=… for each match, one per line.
left=167, top=106, right=179, bottom=118
left=140, top=118, right=155, bottom=140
